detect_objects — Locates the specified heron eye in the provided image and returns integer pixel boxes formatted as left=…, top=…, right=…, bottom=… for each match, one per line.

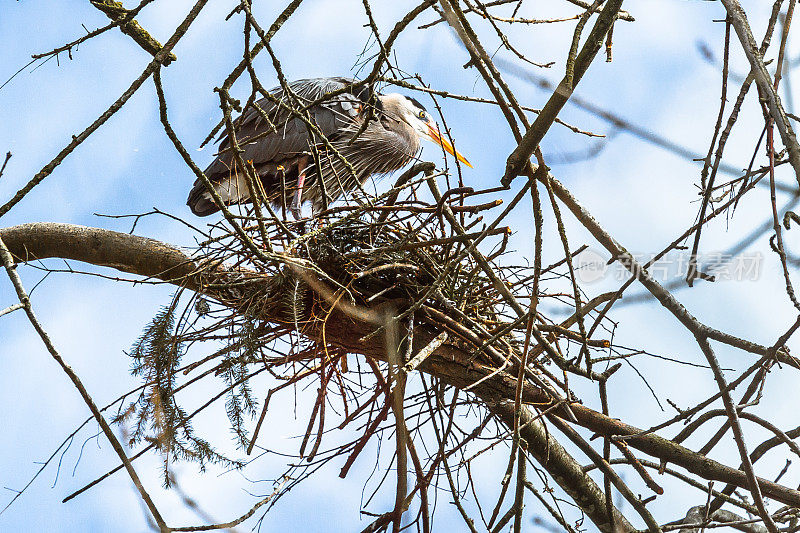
left=418, top=111, right=426, bottom=120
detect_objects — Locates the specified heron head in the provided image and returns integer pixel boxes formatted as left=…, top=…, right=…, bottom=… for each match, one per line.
left=386, top=94, right=473, bottom=168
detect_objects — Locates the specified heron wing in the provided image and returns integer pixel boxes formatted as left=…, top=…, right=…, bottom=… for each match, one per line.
left=204, top=77, right=369, bottom=177
left=188, top=77, right=375, bottom=216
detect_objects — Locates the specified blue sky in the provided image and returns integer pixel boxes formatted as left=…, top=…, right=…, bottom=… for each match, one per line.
left=1, top=1, right=799, bottom=531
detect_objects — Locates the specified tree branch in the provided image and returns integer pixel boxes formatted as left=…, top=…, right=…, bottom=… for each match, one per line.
left=720, top=0, right=800, bottom=187
left=501, top=0, right=624, bottom=185
left=90, top=0, right=177, bottom=65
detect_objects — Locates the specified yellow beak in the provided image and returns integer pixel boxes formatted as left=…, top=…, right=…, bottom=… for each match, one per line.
left=428, top=125, right=473, bottom=168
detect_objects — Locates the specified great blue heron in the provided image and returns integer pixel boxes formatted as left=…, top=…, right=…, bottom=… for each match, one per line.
left=187, top=77, right=471, bottom=219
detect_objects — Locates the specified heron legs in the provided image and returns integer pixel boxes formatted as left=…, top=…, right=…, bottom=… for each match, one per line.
left=290, top=156, right=311, bottom=220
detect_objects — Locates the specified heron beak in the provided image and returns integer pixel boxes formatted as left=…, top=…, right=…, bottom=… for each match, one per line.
left=427, top=125, right=473, bottom=168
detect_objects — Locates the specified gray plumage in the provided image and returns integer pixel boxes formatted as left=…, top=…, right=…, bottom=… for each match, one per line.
left=187, top=77, right=428, bottom=218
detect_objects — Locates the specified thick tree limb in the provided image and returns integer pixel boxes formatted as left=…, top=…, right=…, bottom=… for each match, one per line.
left=3, top=223, right=800, bottom=515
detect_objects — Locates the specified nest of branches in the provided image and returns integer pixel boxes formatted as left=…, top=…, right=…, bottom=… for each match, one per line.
left=182, top=162, right=536, bottom=363
left=118, top=162, right=612, bottom=526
